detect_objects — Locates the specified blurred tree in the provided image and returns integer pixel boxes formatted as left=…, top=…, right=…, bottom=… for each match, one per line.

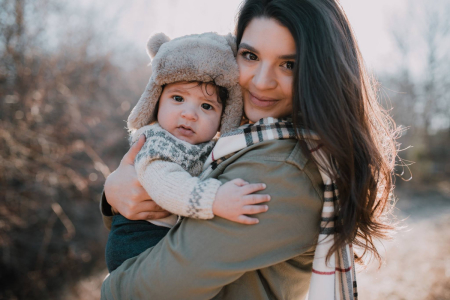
left=0, top=0, right=149, bottom=299
left=380, top=0, right=450, bottom=184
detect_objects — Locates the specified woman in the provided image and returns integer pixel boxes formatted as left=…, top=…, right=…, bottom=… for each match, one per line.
left=101, top=0, right=397, bottom=299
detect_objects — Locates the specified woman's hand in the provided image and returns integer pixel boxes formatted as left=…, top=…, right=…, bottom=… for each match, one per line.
left=212, top=178, right=270, bottom=224
left=104, top=134, right=171, bottom=220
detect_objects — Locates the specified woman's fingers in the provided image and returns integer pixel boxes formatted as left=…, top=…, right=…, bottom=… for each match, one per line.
left=243, top=194, right=271, bottom=204
left=135, top=210, right=172, bottom=221
left=121, top=134, right=146, bottom=165
left=131, top=186, right=152, bottom=201
left=141, top=200, right=168, bottom=212
left=236, top=215, right=259, bottom=225
left=242, top=204, right=269, bottom=215
left=123, top=200, right=169, bottom=220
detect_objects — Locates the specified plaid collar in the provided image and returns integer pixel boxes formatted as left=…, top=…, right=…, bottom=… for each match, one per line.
left=202, top=117, right=296, bottom=176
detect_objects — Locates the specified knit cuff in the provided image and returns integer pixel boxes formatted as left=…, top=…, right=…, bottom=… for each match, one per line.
left=189, top=178, right=222, bottom=219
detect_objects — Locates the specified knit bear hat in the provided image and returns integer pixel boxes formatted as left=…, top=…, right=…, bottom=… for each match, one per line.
left=127, top=32, right=243, bottom=134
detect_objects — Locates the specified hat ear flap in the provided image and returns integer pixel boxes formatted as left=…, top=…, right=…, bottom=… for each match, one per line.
left=127, top=78, right=162, bottom=132
left=146, top=33, right=171, bottom=58
left=224, top=33, right=237, bottom=56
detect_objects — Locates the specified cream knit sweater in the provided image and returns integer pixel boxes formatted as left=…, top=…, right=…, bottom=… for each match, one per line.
left=131, top=123, right=221, bottom=228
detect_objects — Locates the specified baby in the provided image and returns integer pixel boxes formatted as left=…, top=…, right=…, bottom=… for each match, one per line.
left=105, top=32, right=270, bottom=272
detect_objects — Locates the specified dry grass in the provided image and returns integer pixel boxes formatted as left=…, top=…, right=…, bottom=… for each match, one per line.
left=358, top=190, right=450, bottom=300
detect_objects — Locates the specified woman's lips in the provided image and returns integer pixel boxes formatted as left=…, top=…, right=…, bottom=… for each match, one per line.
left=248, top=91, right=279, bottom=107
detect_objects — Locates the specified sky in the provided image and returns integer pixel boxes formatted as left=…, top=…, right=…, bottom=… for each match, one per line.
left=106, top=0, right=408, bottom=73
left=79, top=0, right=408, bottom=73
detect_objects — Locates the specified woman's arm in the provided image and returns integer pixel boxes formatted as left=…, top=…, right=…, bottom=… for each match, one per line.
left=101, top=145, right=323, bottom=299
left=101, top=135, right=171, bottom=228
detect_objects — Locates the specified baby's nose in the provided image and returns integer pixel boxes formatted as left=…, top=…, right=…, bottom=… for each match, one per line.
left=181, top=107, right=198, bottom=121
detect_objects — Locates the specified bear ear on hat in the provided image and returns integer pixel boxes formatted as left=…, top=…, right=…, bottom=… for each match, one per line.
left=224, top=33, right=237, bottom=56
left=146, top=33, right=171, bottom=58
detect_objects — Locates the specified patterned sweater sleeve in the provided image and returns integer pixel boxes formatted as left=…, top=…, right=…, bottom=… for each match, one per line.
left=131, top=124, right=221, bottom=219
left=139, top=161, right=221, bottom=219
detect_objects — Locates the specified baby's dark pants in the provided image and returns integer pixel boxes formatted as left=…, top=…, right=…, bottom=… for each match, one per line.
left=105, top=215, right=170, bottom=272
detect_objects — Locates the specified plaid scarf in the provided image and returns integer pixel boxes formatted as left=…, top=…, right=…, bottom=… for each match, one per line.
left=202, top=117, right=358, bottom=300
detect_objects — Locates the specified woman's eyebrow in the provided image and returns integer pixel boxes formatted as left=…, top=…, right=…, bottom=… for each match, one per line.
left=239, top=43, right=295, bottom=59
left=238, top=43, right=259, bottom=53
left=278, top=54, right=296, bottom=60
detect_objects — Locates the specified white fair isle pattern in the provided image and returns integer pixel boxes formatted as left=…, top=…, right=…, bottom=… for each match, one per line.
left=132, top=123, right=215, bottom=177
left=202, top=117, right=357, bottom=300
left=130, top=123, right=221, bottom=223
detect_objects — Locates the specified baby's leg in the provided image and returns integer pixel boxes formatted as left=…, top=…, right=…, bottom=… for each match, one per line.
left=105, top=215, right=170, bottom=272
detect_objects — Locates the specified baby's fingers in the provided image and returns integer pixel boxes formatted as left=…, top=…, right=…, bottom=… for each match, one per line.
left=237, top=215, right=260, bottom=225
left=241, top=183, right=267, bottom=195
left=231, top=178, right=249, bottom=187
left=242, top=204, right=269, bottom=215
left=243, top=194, right=271, bottom=205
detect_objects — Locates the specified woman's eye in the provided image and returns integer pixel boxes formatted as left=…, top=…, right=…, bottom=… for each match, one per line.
left=242, top=51, right=258, bottom=61
left=201, top=103, right=213, bottom=110
left=173, top=95, right=184, bottom=102
left=282, top=61, right=295, bottom=70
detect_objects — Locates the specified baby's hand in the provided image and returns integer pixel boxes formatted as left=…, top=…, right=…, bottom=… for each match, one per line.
left=212, top=178, right=270, bottom=225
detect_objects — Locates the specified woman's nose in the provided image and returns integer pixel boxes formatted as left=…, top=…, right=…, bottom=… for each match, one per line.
left=181, top=106, right=198, bottom=121
left=252, top=63, right=277, bottom=90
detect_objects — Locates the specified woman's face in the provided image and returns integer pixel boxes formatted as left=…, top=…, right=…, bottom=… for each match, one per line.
left=237, top=18, right=296, bottom=123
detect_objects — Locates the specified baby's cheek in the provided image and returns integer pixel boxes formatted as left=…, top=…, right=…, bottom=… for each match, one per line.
left=206, top=115, right=221, bottom=139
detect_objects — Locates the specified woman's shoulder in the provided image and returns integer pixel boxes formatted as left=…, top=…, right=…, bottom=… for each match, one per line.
left=232, top=139, right=309, bottom=168
left=218, top=139, right=324, bottom=198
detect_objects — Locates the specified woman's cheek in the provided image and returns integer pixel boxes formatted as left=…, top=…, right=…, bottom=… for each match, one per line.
left=237, top=61, right=251, bottom=87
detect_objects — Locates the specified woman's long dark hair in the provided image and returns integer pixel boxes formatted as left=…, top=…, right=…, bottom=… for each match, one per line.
left=236, top=0, right=398, bottom=263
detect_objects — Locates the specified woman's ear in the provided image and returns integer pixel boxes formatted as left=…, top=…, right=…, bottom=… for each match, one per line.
left=224, top=33, right=237, bottom=56
left=146, top=33, right=171, bottom=59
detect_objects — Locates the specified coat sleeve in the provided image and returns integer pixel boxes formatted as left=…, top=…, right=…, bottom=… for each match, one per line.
left=139, top=161, right=221, bottom=219
left=99, top=192, right=113, bottom=230
left=101, top=157, right=323, bottom=300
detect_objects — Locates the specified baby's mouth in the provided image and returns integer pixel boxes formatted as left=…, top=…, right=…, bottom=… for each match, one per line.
left=176, top=125, right=195, bottom=136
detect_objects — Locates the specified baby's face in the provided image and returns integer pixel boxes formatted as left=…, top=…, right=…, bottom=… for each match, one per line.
left=157, top=82, right=223, bottom=144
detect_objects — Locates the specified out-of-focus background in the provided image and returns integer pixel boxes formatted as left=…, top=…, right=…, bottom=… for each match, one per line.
left=1, top=0, right=449, bottom=299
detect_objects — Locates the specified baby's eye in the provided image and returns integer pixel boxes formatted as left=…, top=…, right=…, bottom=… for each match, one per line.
left=201, top=103, right=213, bottom=110
left=282, top=61, right=295, bottom=70
left=242, top=51, right=258, bottom=61
left=173, top=95, right=184, bottom=102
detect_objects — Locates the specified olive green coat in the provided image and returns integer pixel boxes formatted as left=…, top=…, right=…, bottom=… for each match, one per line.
left=101, top=139, right=324, bottom=300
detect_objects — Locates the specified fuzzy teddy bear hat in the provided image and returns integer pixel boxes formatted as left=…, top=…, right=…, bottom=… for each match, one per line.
left=127, top=32, right=243, bottom=134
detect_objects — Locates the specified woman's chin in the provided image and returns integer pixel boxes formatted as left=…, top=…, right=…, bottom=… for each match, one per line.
left=243, top=97, right=292, bottom=123
left=244, top=109, right=267, bottom=123
left=244, top=107, right=284, bottom=123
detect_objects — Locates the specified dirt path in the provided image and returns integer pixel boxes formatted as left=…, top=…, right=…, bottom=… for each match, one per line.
left=64, top=189, right=450, bottom=300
